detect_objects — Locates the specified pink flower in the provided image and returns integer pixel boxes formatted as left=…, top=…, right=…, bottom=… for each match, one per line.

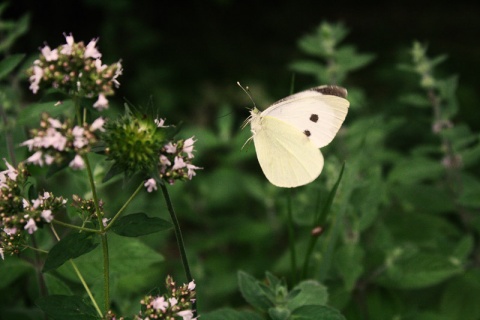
left=144, top=178, right=157, bottom=193
left=48, top=118, right=63, bottom=129
left=187, top=280, right=196, bottom=291
left=24, top=218, right=38, bottom=234
left=41, top=45, right=59, bottom=61
left=72, top=126, right=88, bottom=149
left=183, top=137, right=196, bottom=158
left=61, top=33, right=75, bottom=55
left=0, top=248, right=4, bottom=260
left=3, top=227, right=17, bottom=235
left=90, top=117, right=105, bottom=132
left=186, top=164, right=201, bottom=180
left=154, top=118, right=168, bottom=128
left=0, top=159, right=18, bottom=181
left=168, top=297, right=178, bottom=306
left=164, top=142, right=177, bottom=154
left=93, top=93, right=109, bottom=110
left=94, top=59, right=107, bottom=72
left=41, top=209, right=54, bottom=223
left=113, top=61, right=123, bottom=87
left=26, top=151, right=44, bottom=166
left=29, top=65, right=43, bottom=94
left=176, top=310, right=196, bottom=320
left=69, top=154, right=85, bottom=170
left=151, top=296, right=168, bottom=311
left=172, top=156, right=186, bottom=170
left=84, top=38, right=102, bottom=59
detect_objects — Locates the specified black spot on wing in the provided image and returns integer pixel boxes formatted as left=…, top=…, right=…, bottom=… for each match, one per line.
left=310, top=114, right=319, bottom=123
left=304, top=130, right=311, bottom=137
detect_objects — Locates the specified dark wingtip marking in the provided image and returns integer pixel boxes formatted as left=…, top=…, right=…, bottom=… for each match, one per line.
left=310, top=114, right=319, bottom=123
left=311, top=85, right=348, bottom=98
left=304, top=130, right=311, bottom=137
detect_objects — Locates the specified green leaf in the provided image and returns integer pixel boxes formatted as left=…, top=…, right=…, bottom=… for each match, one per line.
left=399, top=93, right=431, bottom=108
left=201, top=308, right=263, bottom=320
left=43, top=232, right=99, bottom=273
left=381, top=253, right=463, bottom=289
left=290, top=305, right=346, bottom=320
left=440, top=271, right=480, bottom=320
left=238, top=271, right=274, bottom=311
left=36, top=295, right=100, bottom=320
left=388, top=157, right=444, bottom=184
left=110, top=212, right=173, bottom=237
left=0, top=14, right=30, bottom=53
left=44, top=274, right=73, bottom=296
left=334, top=244, right=364, bottom=291
left=0, top=257, right=33, bottom=289
left=287, top=280, right=328, bottom=310
left=17, top=100, right=74, bottom=126
left=289, top=60, right=325, bottom=76
left=0, top=54, right=25, bottom=80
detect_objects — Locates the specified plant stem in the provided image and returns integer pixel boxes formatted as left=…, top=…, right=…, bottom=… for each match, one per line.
left=73, top=95, right=109, bottom=314
left=160, top=183, right=197, bottom=315
left=50, top=225, right=102, bottom=317
left=287, top=189, right=298, bottom=284
left=105, top=182, right=144, bottom=231
left=51, top=219, right=100, bottom=233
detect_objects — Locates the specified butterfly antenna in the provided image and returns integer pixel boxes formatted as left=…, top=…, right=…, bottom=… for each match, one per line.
left=237, top=81, right=257, bottom=110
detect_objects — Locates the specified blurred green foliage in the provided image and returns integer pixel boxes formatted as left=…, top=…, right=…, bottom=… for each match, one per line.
left=1, top=1, right=480, bottom=320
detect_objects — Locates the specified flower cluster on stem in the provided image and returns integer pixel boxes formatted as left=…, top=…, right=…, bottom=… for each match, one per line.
left=27, top=33, right=122, bottom=110
left=135, top=275, right=197, bottom=320
left=21, top=113, right=105, bottom=170
left=0, top=160, right=67, bottom=260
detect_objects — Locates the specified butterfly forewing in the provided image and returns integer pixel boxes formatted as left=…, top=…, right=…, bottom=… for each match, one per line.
left=253, top=115, right=324, bottom=188
left=263, top=92, right=349, bottom=148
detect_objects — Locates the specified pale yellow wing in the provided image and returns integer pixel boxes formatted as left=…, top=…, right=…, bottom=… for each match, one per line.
left=253, top=115, right=324, bottom=188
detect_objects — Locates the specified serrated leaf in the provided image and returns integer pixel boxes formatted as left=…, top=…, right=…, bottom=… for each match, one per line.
left=43, top=232, right=99, bottom=272
left=287, top=280, right=328, bottom=310
left=388, top=157, right=444, bottom=184
left=110, top=212, right=173, bottom=237
left=201, top=308, right=263, bottom=320
left=36, top=295, right=100, bottom=320
left=290, top=305, right=346, bottom=320
left=0, top=53, right=25, bottom=80
left=238, top=271, right=274, bottom=311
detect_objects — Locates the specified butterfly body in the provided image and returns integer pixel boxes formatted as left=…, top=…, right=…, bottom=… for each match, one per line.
left=246, top=85, right=349, bottom=188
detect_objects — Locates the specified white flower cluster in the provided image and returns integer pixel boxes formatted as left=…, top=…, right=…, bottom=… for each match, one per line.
left=21, top=115, right=105, bottom=170
left=136, top=277, right=196, bottom=319
left=28, top=33, right=122, bottom=110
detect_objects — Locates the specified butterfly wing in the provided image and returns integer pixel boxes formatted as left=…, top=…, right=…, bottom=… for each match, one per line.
left=252, top=114, right=324, bottom=188
left=263, top=88, right=349, bottom=148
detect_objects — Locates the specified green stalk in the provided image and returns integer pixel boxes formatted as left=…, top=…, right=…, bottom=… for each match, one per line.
left=287, top=189, right=298, bottom=284
left=105, top=182, right=144, bottom=230
left=73, top=96, right=109, bottom=314
left=160, top=183, right=197, bottom=316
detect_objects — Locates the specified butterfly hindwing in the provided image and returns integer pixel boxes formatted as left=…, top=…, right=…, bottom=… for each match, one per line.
left=253, top=115, right=324, bottom=188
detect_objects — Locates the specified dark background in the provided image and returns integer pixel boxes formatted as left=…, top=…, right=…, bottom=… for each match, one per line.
left=4, top=0, right=480, bottom=130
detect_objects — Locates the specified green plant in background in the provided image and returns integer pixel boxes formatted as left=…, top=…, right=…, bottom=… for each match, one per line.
left=1, top=4, right=480, bottom=319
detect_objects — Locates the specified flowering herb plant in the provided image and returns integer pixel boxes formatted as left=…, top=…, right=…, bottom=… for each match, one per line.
left=1, top=34, right=200, bottom=319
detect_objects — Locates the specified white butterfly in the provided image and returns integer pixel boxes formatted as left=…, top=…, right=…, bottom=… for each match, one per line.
left=244, top=85, right=349, bottom=188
